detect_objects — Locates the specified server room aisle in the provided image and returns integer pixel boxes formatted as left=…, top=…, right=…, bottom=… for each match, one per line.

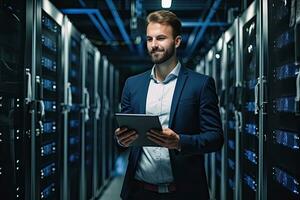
left=98, top=152, right=128, bottom=200
left=98, top=175, right=124, bottom=200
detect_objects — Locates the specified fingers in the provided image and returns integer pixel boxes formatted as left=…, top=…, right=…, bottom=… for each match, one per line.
left=115, top=127, right=136, bottom=140
left=115, top=127, right=129, bottom=136
left=121, top=134, right=138, bottom=146
left=149, top=129, right=173, bottom=138
left=147, top=131, right=167, bottom=144
left=115, top=127, right=138, bottom=147
left=118, top=130, right=137, bottom=142
left=147, top=134, right=177, bottom=149
left=147, top=136, right=165, bottom=146
left=149, top=129, right=167, bottom=138
left=147, top=128, right=179, bottom=149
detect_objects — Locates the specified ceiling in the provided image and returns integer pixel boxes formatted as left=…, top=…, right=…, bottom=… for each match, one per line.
left=50, top=0, right=251, bottom=76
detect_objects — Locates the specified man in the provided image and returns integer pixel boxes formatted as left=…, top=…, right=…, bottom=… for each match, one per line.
left=115, top=10, right=223, bottom=200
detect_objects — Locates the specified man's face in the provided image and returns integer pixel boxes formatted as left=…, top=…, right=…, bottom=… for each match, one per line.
left=146, top=22, right=181, bottom=64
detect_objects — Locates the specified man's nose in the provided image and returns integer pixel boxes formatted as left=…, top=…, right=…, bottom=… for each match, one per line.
left=150, top=39, right=158, bottom=48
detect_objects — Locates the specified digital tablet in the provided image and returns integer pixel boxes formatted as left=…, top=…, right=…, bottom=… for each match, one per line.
left=115, top=113, right=162, bottom=146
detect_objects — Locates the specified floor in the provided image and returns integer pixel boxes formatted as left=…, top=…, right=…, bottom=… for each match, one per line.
left=98, top=151, right=128, bottom=200
left=98, top=175, right=124, bottom=200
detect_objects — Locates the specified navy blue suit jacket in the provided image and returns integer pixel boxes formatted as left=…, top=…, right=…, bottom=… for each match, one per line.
left=119, top=66, right=223, bottom=200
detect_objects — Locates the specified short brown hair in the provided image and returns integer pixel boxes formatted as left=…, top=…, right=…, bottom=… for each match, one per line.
left=146, top=10, right=182, bottom=38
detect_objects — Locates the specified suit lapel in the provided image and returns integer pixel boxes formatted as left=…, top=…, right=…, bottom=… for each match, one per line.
left=139, top=71, right=151, bottom=114
left=169, top=67, right=188, bottom=127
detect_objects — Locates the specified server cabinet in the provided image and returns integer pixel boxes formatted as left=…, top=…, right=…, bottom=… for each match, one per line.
left=112, top=69, right=120, bottom=163
left=36, top=0, right=64, bottom=199
left=0, top=0, right=34, bottom=199
left=96, top=55, right=105, bottom=195
left=80, top=38, right=98, bottom=200
left=239, top=2, right=258, bottom=200
left=262, top=0, right=300, bottom=199
left=93, top=50, right=101, bottom=199
left=213, top=36, right=224, bottom=200
left=214, top=36, right=224, bottom=99
left=64, top=18, right=82, bottom=200
left=101, top=56, right=110, bottom=181
left=220, top=18, right=239, bottom=200
left=107, top=63, right=115, bottom=178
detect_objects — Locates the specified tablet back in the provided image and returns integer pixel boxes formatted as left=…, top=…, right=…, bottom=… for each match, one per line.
left=115, top=113, right=162, bottom=146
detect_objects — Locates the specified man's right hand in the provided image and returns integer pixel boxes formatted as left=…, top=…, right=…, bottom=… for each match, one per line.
left=115, top=127, right=138, bottom=147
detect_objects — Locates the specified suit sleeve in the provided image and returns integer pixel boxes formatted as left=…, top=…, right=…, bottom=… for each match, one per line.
left=121, top=79, right=133, bottom=114
left=179, top=77, right=224, bottom=155
left=115, top=79, right=133, bottom=149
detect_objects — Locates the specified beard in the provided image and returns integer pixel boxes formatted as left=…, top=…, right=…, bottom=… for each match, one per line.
left=148, top=45, right=175, bottom=64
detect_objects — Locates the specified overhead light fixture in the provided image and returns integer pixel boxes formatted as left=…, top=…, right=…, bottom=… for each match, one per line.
left=161, top=0, right=172, bottom=8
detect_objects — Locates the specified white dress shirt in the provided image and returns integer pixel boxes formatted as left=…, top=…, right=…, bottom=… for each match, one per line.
left=134, top=62, right=181, bottom=184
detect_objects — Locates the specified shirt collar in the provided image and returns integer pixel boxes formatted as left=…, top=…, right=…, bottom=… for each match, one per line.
left=150, top=62, right=181, bottom=84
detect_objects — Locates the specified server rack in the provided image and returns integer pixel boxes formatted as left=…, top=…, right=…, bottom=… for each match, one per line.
left=201, top=36, right=225, bottom=200
left=101, top=56, right=110, bottom=181
left=80, top=38, right=98, bottom=200
left=93, top=50, right=101, bottom=199
left=96, top=55, right=105, bottom=196
left=220, top=18, right=239, bottom=200
left=213, top=35, right=224, bottom=200
left=239, top=2, right=258, bottom=200
left=107, top=63, right=115, bottom=178
left=0, top=0, right=34, bottom=199
left=35, top=0, right=65, bottom=199
left=1, top=1, right=118, bottom=199
left=262, top=0, right=300, bottom=199
left=113, top=69, right=120, bottom=163
left=214, top=36, right=224, bottom=101
left=64, top=18, right=82, bottom=200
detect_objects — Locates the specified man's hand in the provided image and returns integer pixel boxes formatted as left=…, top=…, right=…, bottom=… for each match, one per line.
left=115, top=127, right=138, bottom=147
left=147, top=128, right=180, bottom=150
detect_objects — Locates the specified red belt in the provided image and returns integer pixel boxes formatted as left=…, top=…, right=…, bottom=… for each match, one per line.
left=133, top=179, right=176, bottom=193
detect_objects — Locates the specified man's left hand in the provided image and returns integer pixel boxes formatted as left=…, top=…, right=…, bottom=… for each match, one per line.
left=147, top=128, right=180, bottom=150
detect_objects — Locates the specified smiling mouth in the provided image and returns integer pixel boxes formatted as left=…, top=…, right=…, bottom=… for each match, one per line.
left=152, top=51, right=163, bottom=54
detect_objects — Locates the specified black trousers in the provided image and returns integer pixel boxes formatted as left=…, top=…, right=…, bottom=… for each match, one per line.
left=126, top=187, right=205, bottom=200
left=127, top=187, right=177, bottom=200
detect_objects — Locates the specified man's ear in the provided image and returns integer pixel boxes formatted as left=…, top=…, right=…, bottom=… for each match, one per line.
left=175, top=35, right=182, bottom=48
